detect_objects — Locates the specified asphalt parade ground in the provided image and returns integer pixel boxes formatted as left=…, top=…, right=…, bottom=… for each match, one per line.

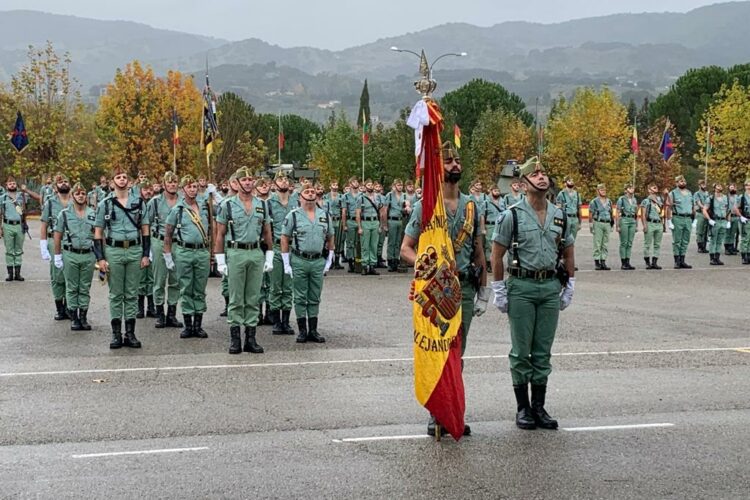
left=1, top=220, right=749, bottom=499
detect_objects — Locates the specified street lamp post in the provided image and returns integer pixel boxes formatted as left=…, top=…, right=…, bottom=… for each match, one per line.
left=390, top=46, right=467, bottom=81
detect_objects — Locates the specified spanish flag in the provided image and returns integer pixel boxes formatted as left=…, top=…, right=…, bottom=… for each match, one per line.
left=409, top=98, right=465, bottom=441
left=453, top=124, right=461, bottom=149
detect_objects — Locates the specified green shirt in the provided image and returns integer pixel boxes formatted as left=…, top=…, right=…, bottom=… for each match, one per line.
left=485, top=197, right=506, bottom=225
left=556, top=189, right=581, bottom=216
left=267, top=193, right=296, bottom=241
left=215, top=196, right=269, bottom=244
left=589, top=197, right=613, bottom=222
left=148, top=194, right=180, bottom=237
left=343, top=192, right=360, bottom=220
left=357, top=193, right=382, bottom=219
left=492, top=198, right=574, bottom=271
left=641, top=196, right=664, bottom=222
left=281, top=207, right=333, bottom=254
left=41, top=195, right=74, bottom=236
left=383, top=191, right=407, bottom=219
left=616, top=195, right=639, bottom=217
left=322, top=193, right=344, bottom=220
left=55, top=206, right=96, bottom=250
left=166, top=199, right=211, bottom=246
left=0, top=191, right=27, bottom=223
left=669, top=188, right=693, bottom=215
left=707, top=195, right=729, bottom=219
left=94, top=192, right=147, bottom=242
left=693, top=189, right=710, bottom=210
left=727, top=194, right=740, bottom=220
left=503, top=192, right=525, bottom=207
left=739, top=193, right=750, bottom=217
left=471, top=193, right=488, bottom=222
left=405, top=193, right=479, bottom=274
left=40, top=184, right=55, bottom=207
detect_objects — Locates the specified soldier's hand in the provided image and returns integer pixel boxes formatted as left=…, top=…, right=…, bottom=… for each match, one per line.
left=263, top=250, right=274, bottom=273
left=474, top=286, right=490, bottom=317
left=560, top=277, right=576, bottom=311
left=741, top=216, right=748, bottom=224
left=98, top=259, right=109, bottom=273
left=140, top=256, right=150, bottom=269
left=491, top=280, right=508, bottom=314
left=53, top=254, right=64, bottom=270
left=215, top=253, right=228, bottom=276
left=708, top=219, right=716, bottom=227
left=667, top=219, right=675, bottom=230
left=163, top=252, right=175, bottom=271
left=40, top=240, right=51, bottom=261
left=323, top=250, right=334, bottom=273
left=282, top=252, right=293, bottom=277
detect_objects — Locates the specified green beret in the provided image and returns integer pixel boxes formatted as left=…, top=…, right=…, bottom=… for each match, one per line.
left=596, top=183, right=606, bottom=190
left=517, top=156, right=543, bottom=178
left=675, top=175, right=686, bottom=183
left=139, top=178, right=154, bottom=188
left=564, top=175, right=574, bottom=183
left=235, top=166, right=255, bottom=180
left=442, top=141, right=459, bottom=161
left=163, top=171, right=179, bottom=184
left=180, top=174, right=196, bottom=187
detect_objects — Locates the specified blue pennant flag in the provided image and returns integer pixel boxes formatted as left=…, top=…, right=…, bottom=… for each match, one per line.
left=10, top=111, right=29, bottom=153
left=659, top=128, right=674, bottom=162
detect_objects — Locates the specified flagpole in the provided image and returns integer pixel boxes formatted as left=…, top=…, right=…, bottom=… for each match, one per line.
left=278, top=112, right=282, bottom=168
left=362, top=132, right=365, bottom=183
left=632, top=116, right=637, bottom=190
left=172, top=107, right=177, bottom=174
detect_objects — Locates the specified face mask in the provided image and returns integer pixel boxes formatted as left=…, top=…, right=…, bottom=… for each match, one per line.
left=58, top=185, right=71, bottom=194
left=445, top=171, right=462, bottom=184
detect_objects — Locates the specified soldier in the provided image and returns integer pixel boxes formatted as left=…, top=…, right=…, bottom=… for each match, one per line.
left=214, top=166, right=274, bottom=354
left=149, top=172, right=183, bottom=329
left=640, top=183, right=664, bottom=270
left=401, top=141, right=488, bottom=437
left=469, top=179, right=489, bottom=259
left=323, top=180, right=345, bottom=269
left=281, top=182, right=335, bottom=343
left=484, top=185, right=505, bottom=268
left=374, top=181, right=387, bottom=268
left=52, top=183, right=96, bottom=330
left=490, top=157, right=575, bottom=431
left=163, top=175, right=211, bottom=339
left=503, top=176, right=525, bottom=207
left=693, top=179, right=710, bottom=253
left=555, top=176, right=582, bottom=241
left=136, top=178, right=157, bottom=319
left=725, top=183, right=740, bottom=256
left=383, top=178, right=408, bottom=272
left=404, top=179, right=417, bottom=207
left=39, top=175, right=55, bottom=207
left=615, top=183, right=638, bottom=270
left=93, top=166, right=151, bottom=349
left=267, top=171, right=296, bottom=335
left=0, top=176, right=28, bottom=281
left=734, top=178, right=750, bottom=264
left=588, top=183, right=613, bottom=270
left=702, top=182, right=731, bottom=266
left=254, top=175, right=273, bottom=325
left=356, top=178, right=385, bottom=275
left=342, top=177, right=361, bottom=273
left=665, top=175, right=694, bottom=269
left=40, top=174, right=73, bottom=319
left=217, top=174, right=240, bottom=317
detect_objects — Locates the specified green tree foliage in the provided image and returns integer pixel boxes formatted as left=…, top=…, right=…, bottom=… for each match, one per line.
left=310, top=111, right=366, bottom=184
left=468, top=109, right=534, bottom=186
left=256, top=113, right=321, bottom=166
left=369, top=107, right=416, bottom=184
left=213, top=92, right=267, bottom=180
left=634, top=117, right=684, bottom=194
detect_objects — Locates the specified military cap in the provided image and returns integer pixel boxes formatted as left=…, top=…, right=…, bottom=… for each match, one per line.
left=55, top=172, right=70, bottom=183
left=228, top=173, right=238, bottom=182
left=442, top=141, right=459, bottom=161
left=596, top=183, right=607, bottom=190
left=564, top=175, right=574, bottom=183
left=110, top=165, right=127, bottom=178
left=516, top=156, right=544, bottom=178
left=675, top=175, right=686, bottom=183
left=624, top=182, right=633, bottom=190
left=139, top=177, right=154, bottom=188
left=163, top=171, right=179, bottom=184
left=180, top=174, right=197, bottom=187
left=71, top=182, right=87, bottom=194
left=5, top=175, right=15, bottom=183
left=273, top=169, right=287, bottom=181
left=235, top=166, right=255, bottom=180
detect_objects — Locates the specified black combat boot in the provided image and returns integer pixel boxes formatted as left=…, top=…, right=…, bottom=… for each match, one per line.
left=673, top=255, right=681, bottom=269
left=530, top=384, right=558, bottom=429
left=62, top=300, right=71, bottom=319
left=651, top=257, right=662, bottom=270
left=644, top=257, right=653, bottom=269
left=193, top=313, right=208, bottom=338
left=710, top=253, right=718, bottom=265
left=281, top=310, right=295, bottom=335
left=220, top=295, right=228, bottom=317
left=306, top=317, right=325, bottom=343
left=376, top=257, right=387, bottom=269
left=513, top=384, right=536, bottom=430
left=271, top=310, right=284, bottom=335
left=154, top=305, right=166, bottom=328
left=123, top=319, right=141, bottom=348
left=368, top=266, right=380, bottom=276
left=594, top=260, right=602, bottom=270
left=697, top=242, right=708, bottom=253
left=263, top=303, right=272, bottom=325
left=620, top=259, right=633, bottom=270
left=166, top=305, right=183, bottom=328
left=600, top=260, right=611, bottom=271
left=180, top=315, right=194, bottom=339
left=743, top=253, right=750, bottom=265
left=14, top=266, right=24, bottom=280
left=724, top=244, right=733, bottom=256
left=146, top=295, right=157, bottom=318
left=54, top=299, right=67, bottom=321
left=79, top=309, right=92, bottom=330
left=136, top=295, right=145, bottom=319
left=714, top=253, right=724, bottom=265
left=243, top=326, right=264, bottom=353
left=70, top=309, right=83, bottom=331
left=361, top=265, right=368, bottom=276
left=5, top=267, right=13, bottom=281
left=296, top=317, right=308, bottom=343
left=626, top=258, right=635, bottom=270
left=679, top=255, right=692, bottom=269
left=347, top=260, right=355, bottom=273
left=110, top=319, right=123, bottom=349
left=229, top=326, right=242, bottom=354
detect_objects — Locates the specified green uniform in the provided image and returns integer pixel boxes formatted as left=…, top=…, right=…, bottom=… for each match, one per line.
left=166, top=199, right=211, bottom=315
left=555, top=189, right=581, bottom=238
left=616, top=195, right=638, bottom=259
left=376, top=193, right=386, bottom=262
left=589, top=197, right=613, bottom=261
left=282, top=207, right=332, bottom=318
left=357, top=192, right=383, bottom=267
left=1, top=191, right=26, bottom=267
left=216, top=196, right=234, bottom=300
left=323, top=192, right=345, bottom=256
left=406, top=193, right=479, bottom=355
left=668, top=188, right=693, bottom=257
left=693, top=189, right=710, bottom=249
left=267, top=193, right=294, bottom=312
left=42, top=196, right=73, bottom=301
left=40, top=184, right=55, bottom=207
left=343, top=191, right=360, bottom=264
left=216, top=196, right=269, bottom=327
left=484, top=196, right=506, bottom=264
left=503, top=192, right=525, bottom=207
left=706, top=194, right=730, bottom=254
left=725, top=193, right=740, bottom=250
left=94, top=193, right=148, bottom=320
left=641, top=196, right=664, bottom=258
left=148, top=194, right=180, bottom=306
left=493, top=198, right=574, bottom=385
left=739, top=193, right=750, bottom=254
left=138, top=197, right=154, bottom=297
left=55, top=206, right=96, bottom=309
left=383, top=191, right=408, bottom=264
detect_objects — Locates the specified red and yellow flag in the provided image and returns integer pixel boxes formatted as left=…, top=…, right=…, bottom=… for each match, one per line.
left=453, top=124, right=461, bottom=149
left=410, top=98, right=465, bottom=441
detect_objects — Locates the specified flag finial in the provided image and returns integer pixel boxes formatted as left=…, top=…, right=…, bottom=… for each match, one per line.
left=414, top=50, right=437, bottom=97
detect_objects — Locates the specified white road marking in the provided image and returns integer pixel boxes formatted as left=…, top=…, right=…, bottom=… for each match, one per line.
left=332, top=435, right=429, bottom=443
left=1, top=346, right=747, bottom=378
left=71, top=446, right=208, bottom=458
left=563, top=423, right=675, bottom=432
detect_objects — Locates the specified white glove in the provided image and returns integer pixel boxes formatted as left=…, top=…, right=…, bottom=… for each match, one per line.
left=53, top=254, right=64, bottom=269
left=263, top=250, right=274, bottom=273
left=163, top=252, right=175, bottom=271
left=692, top=219, right=697, bottom=229
left=215, top=253, right=228, bottom=276
left=560, top=277, right=576, bottom=311
left=282, top=252, right=293, bottom=277
left=741, top=216, right=748, bottom=224
left=323, top=250, right=334, bottom=273
left=149, top=250, right=154, bottom=262
left=491, top=280, right=508, bottom=313
left=206, top=183, right=216, bottom=194
left=725, top=220, right=731, bottom=229
left=667, top=219, right=675, bottom=231
left=708, top=219, right=716, bottom=227
left=40, top=240, right=51, bottom=261
left=474, top=286, right=490, bottom=317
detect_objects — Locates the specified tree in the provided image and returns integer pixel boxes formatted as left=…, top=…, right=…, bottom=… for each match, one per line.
left=368, top=107, right=415, bottom=184
left=468, top=109, right=534, bottom=186
left=256, top=113, right=321, bottom=166
left=634, top=117, right=684, bottom=194
left=309, top=111, right=366, bottom=184
left=212, top=92, right=267, bottom=180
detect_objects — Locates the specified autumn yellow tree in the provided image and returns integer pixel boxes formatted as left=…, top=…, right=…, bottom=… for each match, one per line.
left=545, top=88, right=631, bottom=199
left=469, top=109, right=534, bottom=186
left=635, top=117, right=684, bottom=193
left=695, top=81, right=750, bottom=185
left=96, top=62, right=203, bottom=179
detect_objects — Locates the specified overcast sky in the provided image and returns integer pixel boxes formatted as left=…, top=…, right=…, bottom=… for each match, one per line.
left=1, top=0, right=727, bottom=49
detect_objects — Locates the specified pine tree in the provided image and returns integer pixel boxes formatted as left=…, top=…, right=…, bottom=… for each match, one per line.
left=357, top=80, right=371, bottom=144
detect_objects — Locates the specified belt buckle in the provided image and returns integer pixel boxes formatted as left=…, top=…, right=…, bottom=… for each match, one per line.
left=122, top=240, right=130, bottom=249
left=534, top=270, right=544, bottom=280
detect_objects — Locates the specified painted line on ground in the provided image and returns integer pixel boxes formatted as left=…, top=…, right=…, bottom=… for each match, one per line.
left=735, top=348, right=750, bottom=354
left=1, top=346, right=747, bottom=378
left=71, top=446, right=209, bottom=459
left=563, top=423, right=674, bottom=432
left=332, top=435, right=429, bottom=443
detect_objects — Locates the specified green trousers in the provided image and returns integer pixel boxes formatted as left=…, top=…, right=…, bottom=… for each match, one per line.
left=227, top=247, right=264, bottom=327
left=725, top=219, right=740, bottom=246
left=360, top=220, right=380, bottom=266
left=106, top=245, right=142, bottom=320
left=291, top=254, right=326, bottom=318
left=138, top=261, right=153, bottom=295
left=643, top=223, right=663, bottom=258
left=387, top=220, right=403, bottom=261
left=484, top=223, right=496, bottom=265
left=151, top=238, right=179, bottom=306
left=567, top=217, right=580, bottom=241
left=332, top=218, right=344, bottom=255
left=377, top=227, right=385, bottom=261
left=3, top=223, right=23, bottom=266
left=618, top=218, right=636, bottom=259
left=708, top=222, right=726, bottom=254
left=695, top=216, right=709, bottom=247
left=174, top=246, right=209, bottom=315
left=506, top=276, right=562, bottom=385
left=269, top=245, right=293, bottom=311
left=671, top=216, right=692, bottom=256
left=260, top=271, right=269, bottom=303
left=740, top=221, right=750, bottom=252
left=62, top=250, right=95, bottom=309
left=221, top=273, right=229, bottom=298
left=592, top=221, right=611, bottom=260
left=48, top=239, right=66, bottom=300
left=459, top=279, right=475, bottom=357
left=345, top=220, right=359, bottom=262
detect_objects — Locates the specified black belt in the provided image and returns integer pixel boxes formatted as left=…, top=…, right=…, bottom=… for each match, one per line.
left=63, top=245, right=91, bottom=254
left=349, top=217, right=357, bottom=221
left=362, top=216, right=377, bottom=221
left=647, top=218, right=661, bottom=223
left=227, top=241, right=260, bottom=250
left=388, top=217, right=401, bottom=221
left=594, top=218, right=611, bottom=223
left=176, top=241, right=207, bottom=250
left=151, top=232, right=165, bottom=241
left=456, top=272, right=472, bottom=282
left=3, top=219, right=21, bottom=225
left=620, top=214, right=635, bottom=219
left=105, top=238, right=141, bottom=249
left=509, top=267, right=556, bottom=280
left=674, top=213, right=692, bottom=218
left=274, top=238, right=281, bottom=245
left=292, top=249, right=323, bottom=260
